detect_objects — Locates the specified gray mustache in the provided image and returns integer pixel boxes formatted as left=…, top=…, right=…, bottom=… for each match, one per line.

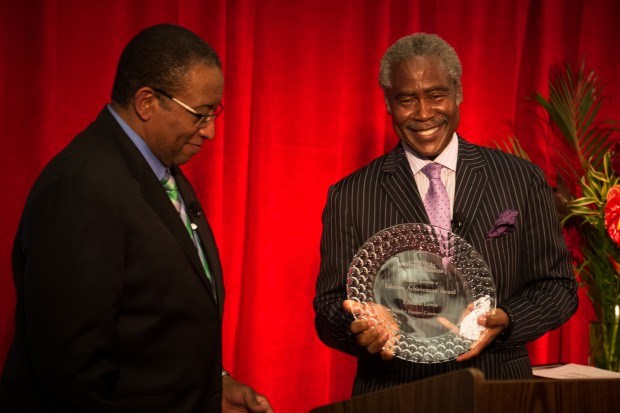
left=405, top=117, right=447, bottom=131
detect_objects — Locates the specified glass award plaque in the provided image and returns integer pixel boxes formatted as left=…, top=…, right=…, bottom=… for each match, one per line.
left=346, top=223, right=496, bottom=363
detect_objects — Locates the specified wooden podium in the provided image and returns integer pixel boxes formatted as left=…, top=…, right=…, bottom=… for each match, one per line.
left=310, top=368, right=620, bottom=413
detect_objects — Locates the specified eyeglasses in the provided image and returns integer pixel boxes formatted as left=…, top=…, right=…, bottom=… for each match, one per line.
left=153, top=88, right=223, bottom=129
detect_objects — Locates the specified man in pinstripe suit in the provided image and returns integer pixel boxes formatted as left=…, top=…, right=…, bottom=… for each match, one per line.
left=313, top=33, right=578, bottom=395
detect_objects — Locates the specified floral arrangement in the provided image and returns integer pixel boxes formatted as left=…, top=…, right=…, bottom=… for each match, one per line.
left=537, top=63, right=620, bottom=371
left=503, top=63, right=620, bottom=371
left=562, top=144, right=620, bottom=371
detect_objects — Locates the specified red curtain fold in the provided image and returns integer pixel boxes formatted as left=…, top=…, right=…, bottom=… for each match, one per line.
left=1, top=1, right=617, bottom=411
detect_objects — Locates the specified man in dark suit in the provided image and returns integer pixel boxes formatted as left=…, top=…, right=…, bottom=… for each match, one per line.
left=0, top=24, right=272, bottom=412
left=314, top=33, right=578, bottom=395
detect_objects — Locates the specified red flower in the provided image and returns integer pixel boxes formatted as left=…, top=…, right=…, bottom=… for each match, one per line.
left=608, top=185, right=620, bottom=202
left=605, top=185, right=620, bottom=245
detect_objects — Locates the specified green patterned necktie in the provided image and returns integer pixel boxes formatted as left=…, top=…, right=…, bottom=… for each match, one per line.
left=161, top=172, right=213, bottom=284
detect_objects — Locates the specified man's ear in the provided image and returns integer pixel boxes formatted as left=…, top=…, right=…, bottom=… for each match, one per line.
left=384, top=93, right=392, bottom=115
left=132, top=87, right=158, bottom=122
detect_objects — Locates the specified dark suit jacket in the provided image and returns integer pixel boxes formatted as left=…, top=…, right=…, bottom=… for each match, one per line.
left=314, top=138, right=578, bottom=395
left=1, top=108, right=225, bottom=412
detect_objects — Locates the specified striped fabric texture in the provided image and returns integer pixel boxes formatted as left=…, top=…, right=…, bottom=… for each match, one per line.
left=313, top=138, right=578, bottom=395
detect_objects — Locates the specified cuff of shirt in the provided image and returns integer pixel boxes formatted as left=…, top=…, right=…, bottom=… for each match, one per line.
left=494, top=303, right=515, bottom=344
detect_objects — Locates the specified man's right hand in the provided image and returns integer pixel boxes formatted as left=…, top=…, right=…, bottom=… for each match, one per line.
left=343, top=300, right=399, bottom=360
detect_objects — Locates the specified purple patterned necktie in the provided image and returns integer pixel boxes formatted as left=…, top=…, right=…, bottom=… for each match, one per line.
left=421, top=162, right=451, bottom=231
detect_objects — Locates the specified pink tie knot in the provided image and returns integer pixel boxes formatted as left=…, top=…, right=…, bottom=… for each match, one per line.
left=422, top=162, right=443, bottom=180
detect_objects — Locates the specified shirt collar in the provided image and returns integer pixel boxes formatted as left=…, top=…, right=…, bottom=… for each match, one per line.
left=403, top=132, right=459, bottom=174
left=107, top=104, right=167, bottom=181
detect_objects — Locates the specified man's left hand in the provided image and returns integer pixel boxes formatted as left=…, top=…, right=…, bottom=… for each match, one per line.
left=455, top=307, right=510, bottom=362
left=222, top=375, right=274, bottom=413
left=437, top=307, right=510, bottom=362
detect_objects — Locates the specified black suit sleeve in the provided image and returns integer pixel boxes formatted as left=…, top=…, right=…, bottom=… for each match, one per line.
left=492, top=166, right=578, bottom=346
left=16, top=178, right=123, bottom=410
left=314, top=185, right=377, bottom=359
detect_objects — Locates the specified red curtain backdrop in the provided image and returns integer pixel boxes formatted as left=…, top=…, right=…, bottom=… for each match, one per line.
left=1, top=1, right=618, bottom=411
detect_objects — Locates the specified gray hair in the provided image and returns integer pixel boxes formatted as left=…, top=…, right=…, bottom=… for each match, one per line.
left=379, top=33, right=463, bottom=103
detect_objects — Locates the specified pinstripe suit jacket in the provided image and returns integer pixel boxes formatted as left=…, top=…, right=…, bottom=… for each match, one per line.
left=313, top=137, right=578, bottom=395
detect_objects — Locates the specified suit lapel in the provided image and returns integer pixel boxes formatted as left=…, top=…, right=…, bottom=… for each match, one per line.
left=143, top=169, right=218, bottom=304
left=379, top=140, right=489, bottom=237
left=453, top=138, right=488, bottom=238
left=193, top=217, right=224, bottom=313
left=172, top=168, right=223, bottom=312
left=95, top=108, right=219, bottom=307
left=381, top=145, right=429, bottom=225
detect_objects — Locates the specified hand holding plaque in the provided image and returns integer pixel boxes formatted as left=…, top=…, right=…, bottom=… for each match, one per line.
left=346, top=224, right=496, bottom=363
left=344, top=300, right=400, bottom=360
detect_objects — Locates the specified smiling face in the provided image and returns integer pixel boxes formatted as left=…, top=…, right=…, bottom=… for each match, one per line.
left=144, top=63, right=224, bottom=166
left=385, top=56, right=460, bottom=158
